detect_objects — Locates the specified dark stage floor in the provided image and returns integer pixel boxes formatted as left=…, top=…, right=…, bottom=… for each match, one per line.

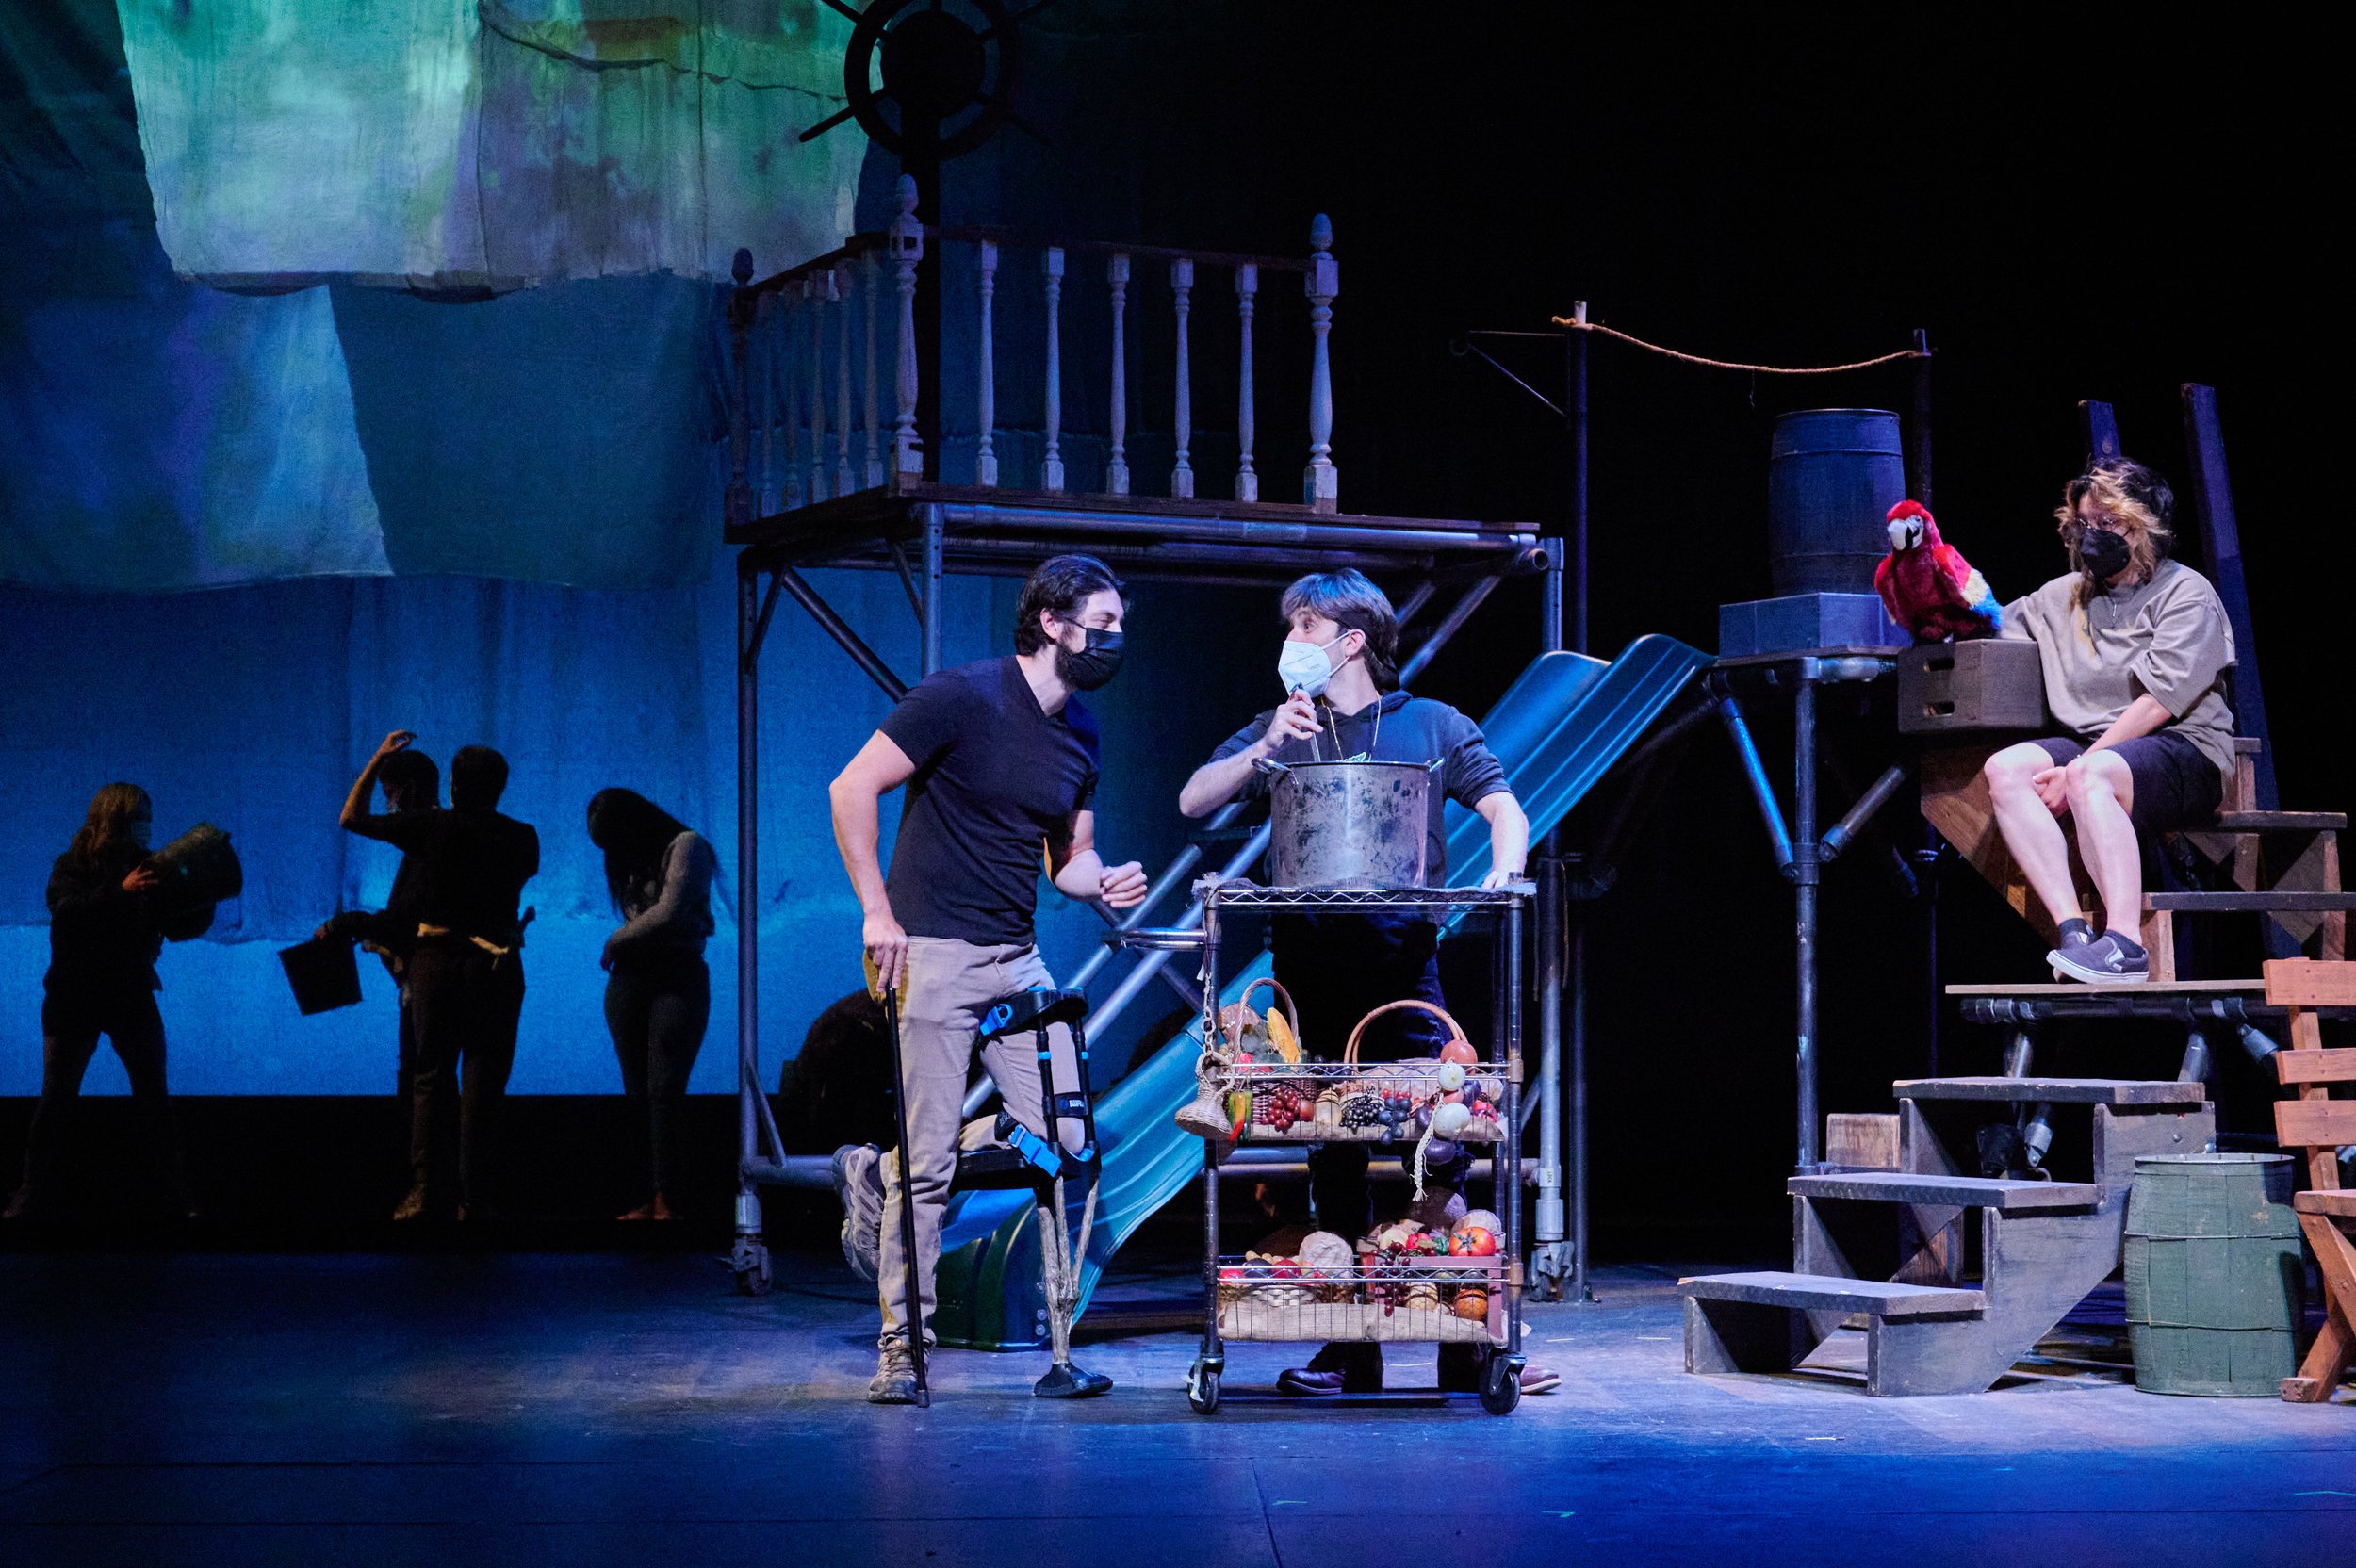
left=3, top=1243, right=2351, bottom=1566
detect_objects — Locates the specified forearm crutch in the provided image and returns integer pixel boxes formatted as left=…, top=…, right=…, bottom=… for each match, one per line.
left=879, top=981, right=930, bottom=1408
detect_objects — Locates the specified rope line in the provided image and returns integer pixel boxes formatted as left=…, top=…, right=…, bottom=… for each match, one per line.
left=1550, top=316, right=1926, bottom=376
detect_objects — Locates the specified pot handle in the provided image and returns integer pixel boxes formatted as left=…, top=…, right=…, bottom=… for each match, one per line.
left=1252, top=757, right=1290, bottom=777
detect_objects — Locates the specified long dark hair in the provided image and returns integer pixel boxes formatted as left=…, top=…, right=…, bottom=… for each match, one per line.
left=68, top=782, right=151, bottom=871
left=586, top=789, right=692, bottom=914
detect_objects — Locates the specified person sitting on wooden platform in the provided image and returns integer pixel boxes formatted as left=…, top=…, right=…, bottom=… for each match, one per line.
left=1980, top=460, right=2237, bottom=984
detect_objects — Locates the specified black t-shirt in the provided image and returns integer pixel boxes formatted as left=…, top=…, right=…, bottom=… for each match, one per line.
left=349, top=807, right=539, bottom=943
left=1208, top=688, right=1511, bottom=1058
left=881, top=656, right=1100, bottom=946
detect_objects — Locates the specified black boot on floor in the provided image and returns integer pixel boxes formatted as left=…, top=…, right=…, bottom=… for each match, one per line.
left=1033, top=1362, right=1113, bottom=1398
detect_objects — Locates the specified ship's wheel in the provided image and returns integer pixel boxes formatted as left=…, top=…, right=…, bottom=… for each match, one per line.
left=801, top=0, right=1043, bottom=162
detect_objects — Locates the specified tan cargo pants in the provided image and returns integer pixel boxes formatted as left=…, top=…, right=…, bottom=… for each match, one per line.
left=876, top=936, right=1085, bottom=1350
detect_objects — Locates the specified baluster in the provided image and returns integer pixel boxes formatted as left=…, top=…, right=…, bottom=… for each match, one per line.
left=975, top=238, right=1000, bottom=487
left=1235, top=263, right=1258, bottom=502
left=834, top=261, right=856, bottom=495
left=782, top=286, right=805, bottom=512
left=805, top=274, right=828, bottom=502
left=1041, top=247, right=1066, bottom=492
left=1303, top=212, right=1339, bottom=512
left=1106, top=252, right=1130, bottom=496
left=891, top=175, right=924, bottom=479
left=862, top=249, right=883, bottom=488
left=1170, top=256, right=1194, bottom=498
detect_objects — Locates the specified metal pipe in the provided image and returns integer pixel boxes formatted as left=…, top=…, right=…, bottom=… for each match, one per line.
left=1505, top=899, right=1525, bottom=1357
left=1819, top=762, right=1910, bottom=863
left=924, top=534, right=1439, bottom=576
left=920, top=503, right=944, bottom=677
left=1715, top=694, right=1796, bottom=875
left=939, top=502, right=1538, bottom=558
left=1400, top=573, right=1504, bottom=686
left=1395, top=580, right=1438, bottom=629
left=734, top=564, right=764, bottom=1258
left=1570, top=890, right=1591, bottom=1302
left=1794, top=676, right=1820, bottom=1172
left=774, top=565, right=910, bottom=699
left=1533, top=857, right=1564, bottom=1250
left=1567, top=301, right=1591, bottom=656
left=742, top=1154, right=1545, bottom=1189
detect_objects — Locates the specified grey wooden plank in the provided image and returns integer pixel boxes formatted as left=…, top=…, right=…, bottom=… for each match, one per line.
left=1945, top=979, right=2261, bottom=996
left=2146, top=890, right=2356, bottom=912
left=1893, top=1076, right=2207, bottom=1105
left=1677, top=1271, right=1986, bottom=1318
left=1789, top=1173, right=2100, bottom=1212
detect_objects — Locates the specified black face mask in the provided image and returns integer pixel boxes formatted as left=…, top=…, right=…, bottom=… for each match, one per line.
left=2078, top=527, right=2132, bottom=583
left=1055, top=627, right=1125, bottom=691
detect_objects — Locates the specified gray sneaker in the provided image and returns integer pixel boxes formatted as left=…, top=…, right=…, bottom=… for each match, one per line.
left=832, top=1144, right=884, bottom=1282
left=866, top=1345, right=921, bottom=1404
left=2049, top=929, right=2150, bottom=986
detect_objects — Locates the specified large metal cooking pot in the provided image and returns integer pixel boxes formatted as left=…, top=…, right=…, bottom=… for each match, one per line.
left=1256, top=758, right=1440, bottom=889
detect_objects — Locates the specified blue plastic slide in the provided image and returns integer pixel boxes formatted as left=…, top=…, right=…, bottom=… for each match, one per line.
left=929, top=635, right=1713, bottom=1348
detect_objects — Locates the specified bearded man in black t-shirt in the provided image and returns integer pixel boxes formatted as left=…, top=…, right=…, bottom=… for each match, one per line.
left=828, top=554, right=1150, bottom=1404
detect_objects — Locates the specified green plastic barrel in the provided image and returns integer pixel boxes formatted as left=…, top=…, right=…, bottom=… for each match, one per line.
left=2122, top=1154, right=2303, bottom=1396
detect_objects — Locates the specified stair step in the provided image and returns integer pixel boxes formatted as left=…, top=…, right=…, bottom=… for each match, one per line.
left=1789, top=1172, right=2100, bottom=1211
left=2207, top=810, right=2346, bottom=832
left=1947, top=979, right=2261, bottom=996
left=1679, top=1271, right=1986, bottom=1318
left=2294, top=1190, right=2356, bottom=1218
left=2144, top=891, right=2356, bottom=913
left=1893, top=1076, right=2208, bottom=1105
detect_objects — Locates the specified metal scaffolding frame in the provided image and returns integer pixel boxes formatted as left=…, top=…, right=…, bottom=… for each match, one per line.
left=718, top=478, right=1566, bottom=1298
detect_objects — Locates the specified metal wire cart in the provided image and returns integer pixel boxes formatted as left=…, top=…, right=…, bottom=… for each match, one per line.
left=1172, top=878, right=1534, bottom=1414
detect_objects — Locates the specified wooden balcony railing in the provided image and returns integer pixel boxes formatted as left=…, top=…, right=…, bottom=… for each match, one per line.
left=725, top=176, right=1340, bottom=528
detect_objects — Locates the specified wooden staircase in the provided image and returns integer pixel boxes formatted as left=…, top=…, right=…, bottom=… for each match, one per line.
left=1680, top=1077, right=2214, bottom=1396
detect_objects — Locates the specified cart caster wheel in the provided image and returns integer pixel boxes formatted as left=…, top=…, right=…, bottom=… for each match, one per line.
left=730, top=1236, right=772, bottom=1297
left=1186, top=1358, right=1222, bottom=1413
left=1480, top=1352, right=1524, bottom=1415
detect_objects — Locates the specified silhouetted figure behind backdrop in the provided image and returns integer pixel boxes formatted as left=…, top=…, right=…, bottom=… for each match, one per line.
left=8, top=783, right=206, bottom=1222
left=587, top=787, right=716, bottom=1222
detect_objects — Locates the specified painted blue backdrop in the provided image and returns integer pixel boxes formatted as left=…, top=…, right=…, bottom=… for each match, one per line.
left=0, top=0, right=1307, bottom=1097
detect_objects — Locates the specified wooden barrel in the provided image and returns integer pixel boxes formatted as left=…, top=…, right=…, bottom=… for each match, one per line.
left=1767, top=409, right=1906, bottom=596
left=2122, top=1153, right=2302, bottom=1396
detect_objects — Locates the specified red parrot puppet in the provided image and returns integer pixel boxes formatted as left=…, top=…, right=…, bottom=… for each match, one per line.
left=1874, top=500, right=2003, bottom=643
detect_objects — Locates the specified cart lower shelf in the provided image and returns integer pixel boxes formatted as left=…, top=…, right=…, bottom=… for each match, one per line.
left=1218, top=1299, right=1504, bottom=1345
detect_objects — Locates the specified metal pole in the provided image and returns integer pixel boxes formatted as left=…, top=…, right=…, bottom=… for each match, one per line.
left=775, top=565, right=910, bottom=699
left=1504, top=897, right=1526, bottom=1360
left=1569, top=883, right=1591, bottom=1302
left=1793, top=671, right=1820, bottom=1173
left=1568, top=302, right=1591, bottom=657
left=920, top=503, right=944, bottom=676
left=732, top=562, right=767, bottom=1291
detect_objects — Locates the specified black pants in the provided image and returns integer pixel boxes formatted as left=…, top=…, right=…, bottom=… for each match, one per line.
left=405, top=942, right=525, bottom=1209
left=604, top=952, right=710, bottom=1197
left=17, top=989, right=191, bottom=1215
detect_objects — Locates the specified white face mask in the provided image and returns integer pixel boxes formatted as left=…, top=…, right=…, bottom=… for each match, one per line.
left=1277, top=632, right=1350, bottom=698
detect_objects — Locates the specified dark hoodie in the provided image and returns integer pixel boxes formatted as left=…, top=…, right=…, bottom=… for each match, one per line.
left=44, top=841, right=210, bottom=998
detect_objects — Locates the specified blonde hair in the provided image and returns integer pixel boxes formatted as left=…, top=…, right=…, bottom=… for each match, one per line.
left=2055, top=461, right=2174, bottom=620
